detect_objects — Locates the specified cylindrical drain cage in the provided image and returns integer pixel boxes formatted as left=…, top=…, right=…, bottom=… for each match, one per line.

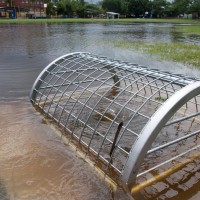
left=30, top=52, right=200, bottom=190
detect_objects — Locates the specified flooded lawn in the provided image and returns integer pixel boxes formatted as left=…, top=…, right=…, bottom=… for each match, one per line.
left=0, top=22, right=200, bottom=199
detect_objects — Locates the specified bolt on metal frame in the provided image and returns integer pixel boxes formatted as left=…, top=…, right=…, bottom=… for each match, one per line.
left=30, top=52, right=200, bottom=189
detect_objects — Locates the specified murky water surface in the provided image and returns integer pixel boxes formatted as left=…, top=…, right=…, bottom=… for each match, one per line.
left=0, top=22, right=200, bottom=199
left=0, top=102, right=119, bottom=199
left=0, top=23, right=200, bottom=100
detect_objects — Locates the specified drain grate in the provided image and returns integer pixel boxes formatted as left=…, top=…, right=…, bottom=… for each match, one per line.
left=30, top=52, right=200, bottom=190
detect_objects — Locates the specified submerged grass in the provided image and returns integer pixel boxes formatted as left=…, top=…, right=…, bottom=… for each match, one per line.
left=1, top=17, right=199, bottom=68
left=175, top=25, right=200, bottom=35
left=0, top=18, right=200, bottom=24
left=111, top=40, right=200, bottom=68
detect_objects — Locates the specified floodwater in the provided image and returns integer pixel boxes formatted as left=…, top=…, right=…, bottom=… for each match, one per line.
left=0, top=22, right=200, bottom=199
left=0, top=102, right=116, bottom=200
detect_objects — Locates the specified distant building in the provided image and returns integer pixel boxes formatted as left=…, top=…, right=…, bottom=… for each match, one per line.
left=183, top=12, right=198, bottom=19
left=0, top=0, right=45, bottom=18
left=106, top=12, right=120, bottom=19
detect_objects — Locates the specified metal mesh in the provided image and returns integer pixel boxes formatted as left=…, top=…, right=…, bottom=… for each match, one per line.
left=136, top=94, right=200, bottom=176
left=30, top=52, right=200, bottom=188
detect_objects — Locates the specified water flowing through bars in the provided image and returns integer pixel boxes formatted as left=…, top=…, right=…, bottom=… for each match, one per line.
left=30, top=52, right=200, bottom=190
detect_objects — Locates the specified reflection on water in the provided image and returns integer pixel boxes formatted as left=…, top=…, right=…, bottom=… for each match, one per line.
left=2, top=23, right=199, bottom=58
left=0, top=22, right=200, bottom=199
left=1, top=23, right=200, bottom=100
left=133, top=157, right=200, bottom=200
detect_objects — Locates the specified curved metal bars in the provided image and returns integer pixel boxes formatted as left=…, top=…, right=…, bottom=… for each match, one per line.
left=122, top=81, right=200, bottom=187
left=30, top=52, right=200, bottom=189
left=30, top=52, right=89, bottom=101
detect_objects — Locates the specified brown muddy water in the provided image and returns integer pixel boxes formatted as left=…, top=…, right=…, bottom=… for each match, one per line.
left=0, top=22, right=200, bottom=199
left=0, top=101, right=130, bottom=200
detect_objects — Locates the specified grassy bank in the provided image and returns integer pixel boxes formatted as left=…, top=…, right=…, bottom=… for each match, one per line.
left=0, top=18, right=200, bottom=24
left=176, top=25, right=200, bottom=35
left=110, top=40, right=200, bottom=68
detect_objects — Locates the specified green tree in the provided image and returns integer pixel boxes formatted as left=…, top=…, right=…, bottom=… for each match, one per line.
left=121, top=0, right=129, bottom=15
left=71, top=0, right=85, bottom=17
left=57, top=0, right=73, bottom=16
left=102, top=0, right=128, bottom=14
left=46, top=2, right=56, bottom=16
left=171, top=0, right=193, bottom=16
left=85, top=3, right=101, bottom=16
left=102, top=0, right=118, bottom=13
left=127, top=0, right=149, bottom=17
left=190, top=0, right=200, bottom=17
left=150, top=0, right=168, bottom=18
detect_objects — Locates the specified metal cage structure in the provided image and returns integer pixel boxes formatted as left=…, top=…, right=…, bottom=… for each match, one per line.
left=30, top=52, right=200, bottom=189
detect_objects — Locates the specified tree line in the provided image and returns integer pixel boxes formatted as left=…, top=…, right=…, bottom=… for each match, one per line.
left=46, top=0, right=200, bottom=18
left=46, top=0, right=102, bottom=17
left=101, top=0, right=200, bottom=18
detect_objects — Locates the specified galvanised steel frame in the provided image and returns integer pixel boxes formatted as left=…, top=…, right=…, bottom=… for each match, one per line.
left=30, top=52, right=200, bottom=189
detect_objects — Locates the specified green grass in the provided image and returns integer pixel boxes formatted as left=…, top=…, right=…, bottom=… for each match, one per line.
left=155, top=96, right=168, bottom=102
left=0, top=18, right=200, bottom=24
left=175, top=25, right=200, bottom=35
left=110, top=40, right=200, bottom=68
left=1, top=17, right=199, bottom=68
left=0, top=18, right=100, bottom=24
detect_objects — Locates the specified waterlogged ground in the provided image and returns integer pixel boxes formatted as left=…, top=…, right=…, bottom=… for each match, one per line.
left=0, top=22, right=200, bottom=199
left=0, top=101, right=130, bottom=200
